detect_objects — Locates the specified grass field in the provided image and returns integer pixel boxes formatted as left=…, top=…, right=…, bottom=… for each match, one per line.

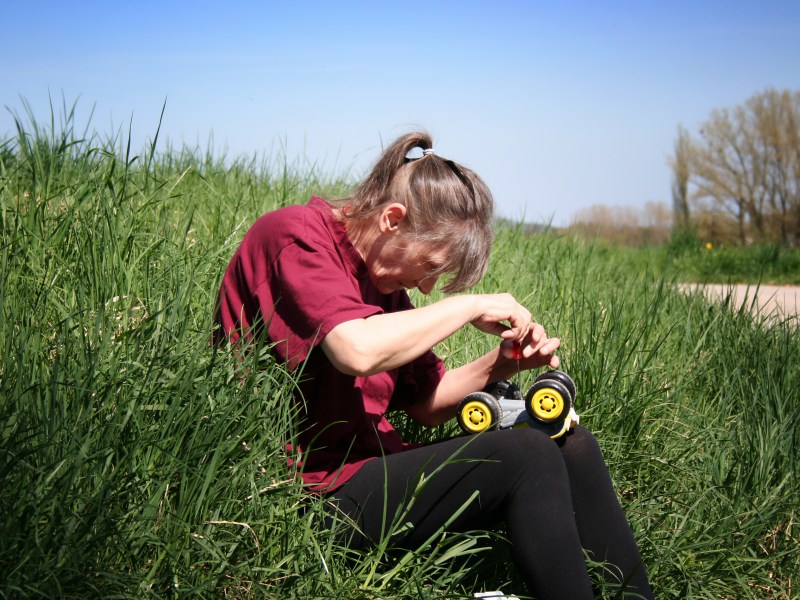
left=1, top=106, right=798, bottom=598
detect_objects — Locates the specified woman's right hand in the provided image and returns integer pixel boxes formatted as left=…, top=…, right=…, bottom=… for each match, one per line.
left=468, top=293, right=532, bottom=342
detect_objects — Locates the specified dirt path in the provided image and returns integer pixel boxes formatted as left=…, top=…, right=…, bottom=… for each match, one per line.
left=677, top=283, right=800, bottom=320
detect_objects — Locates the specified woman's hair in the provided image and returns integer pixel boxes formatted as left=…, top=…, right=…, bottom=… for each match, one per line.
left=336, top=131, right=494, bottom=293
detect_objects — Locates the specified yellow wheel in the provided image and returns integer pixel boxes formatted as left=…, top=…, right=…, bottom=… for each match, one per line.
left=457, top=392, right=501, bottom=434
left=534, top=370, right=576, bottom=403
left=525, top=380, right=571, bottom=423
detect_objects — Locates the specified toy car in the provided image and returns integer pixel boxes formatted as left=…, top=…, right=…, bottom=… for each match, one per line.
left=456, top=370, right=580, bottom=439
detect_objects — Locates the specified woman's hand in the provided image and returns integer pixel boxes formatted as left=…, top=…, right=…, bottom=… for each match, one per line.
left=411, top=314, right=561, bottom=426
left=468, top=294, right=559, bottom=370
left=499, top=322, right=561, bottom=370
left=469, top=293, right=533, bottom=342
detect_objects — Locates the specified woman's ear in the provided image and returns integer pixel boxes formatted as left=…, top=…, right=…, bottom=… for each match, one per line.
left=379, top=203, right=407, bottom=233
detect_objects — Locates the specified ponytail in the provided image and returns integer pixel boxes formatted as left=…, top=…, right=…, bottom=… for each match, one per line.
left=337, top=131, right=495, bottom=293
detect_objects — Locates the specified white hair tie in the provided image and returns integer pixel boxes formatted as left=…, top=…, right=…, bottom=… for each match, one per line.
left=405, top=147, right=436, bottom=160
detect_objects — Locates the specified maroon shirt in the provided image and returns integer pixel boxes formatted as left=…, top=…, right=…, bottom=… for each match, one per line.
left=215, top=197, right=445, bottom=491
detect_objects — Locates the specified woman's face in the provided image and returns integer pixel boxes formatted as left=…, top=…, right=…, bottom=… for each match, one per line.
left=366, top=236, right=447, bottom=295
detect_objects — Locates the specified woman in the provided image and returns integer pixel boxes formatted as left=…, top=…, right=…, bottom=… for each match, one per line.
left=214, top=132, right=653, bottom=599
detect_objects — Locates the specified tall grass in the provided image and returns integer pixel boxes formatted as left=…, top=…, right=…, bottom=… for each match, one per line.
left=663, top=228, right=800, bottom=285
left=1, top=103, right=798, bottom=598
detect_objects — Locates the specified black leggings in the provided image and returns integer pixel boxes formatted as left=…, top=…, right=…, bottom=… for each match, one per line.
left=329, top=427, right=653, bottom=599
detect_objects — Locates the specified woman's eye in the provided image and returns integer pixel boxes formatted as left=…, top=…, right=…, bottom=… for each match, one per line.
left=426, top=262, right=444, bottom=275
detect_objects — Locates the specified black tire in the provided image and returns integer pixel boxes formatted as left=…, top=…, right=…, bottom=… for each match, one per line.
left=483, top=379, right=523, bottom=400
left=534, top=370, right=576, bottom=403
left=524, top=379, right=572, bottom=423
left=457, top=392, right=503, bottom=434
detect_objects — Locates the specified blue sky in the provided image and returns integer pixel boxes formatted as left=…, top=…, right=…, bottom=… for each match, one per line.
left=2, top=1, right=799, bottom=226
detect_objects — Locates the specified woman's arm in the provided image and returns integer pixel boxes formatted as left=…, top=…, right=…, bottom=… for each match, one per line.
left=405, top=324, right=561, bottom=426
left=320, top=293, right=533, bottom=377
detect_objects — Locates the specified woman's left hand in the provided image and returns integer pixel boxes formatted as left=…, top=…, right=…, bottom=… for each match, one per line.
left=500, top=323, right=561, bottom=370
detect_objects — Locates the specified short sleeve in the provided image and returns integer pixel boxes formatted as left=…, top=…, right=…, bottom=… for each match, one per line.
left=261, top=237, right=382, bottom=367
left=214, top=198, right=413, bottom=371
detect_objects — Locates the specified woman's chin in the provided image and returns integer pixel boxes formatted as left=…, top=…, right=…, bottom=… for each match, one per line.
left=377, top=281, right=401, bottom=294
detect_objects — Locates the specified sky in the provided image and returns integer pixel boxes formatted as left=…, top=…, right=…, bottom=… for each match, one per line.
left=2, top=1, right=799, bottom=226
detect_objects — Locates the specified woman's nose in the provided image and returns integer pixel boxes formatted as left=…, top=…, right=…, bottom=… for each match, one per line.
left=417, top=276, right=438, bottom=295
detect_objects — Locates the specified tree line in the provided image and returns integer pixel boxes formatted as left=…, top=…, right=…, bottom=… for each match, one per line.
left=671, top=88, right=800, bottom=247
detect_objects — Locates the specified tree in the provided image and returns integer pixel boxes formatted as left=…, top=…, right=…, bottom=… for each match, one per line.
left=672, top=88, right=800, bottom=246
left=569, top=202, right=671, bottom=246
left=669, top=125, right=691, bottom=229
left=752, top=89, right=800, bottom=245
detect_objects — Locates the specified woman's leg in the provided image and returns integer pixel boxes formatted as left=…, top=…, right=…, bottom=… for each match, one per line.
left=330, top=428, right=595, bottom=599
left=556, top=427, right=654, bottom=598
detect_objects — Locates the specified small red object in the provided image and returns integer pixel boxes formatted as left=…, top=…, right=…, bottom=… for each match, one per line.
left=511, top=341, right=522, bottom=360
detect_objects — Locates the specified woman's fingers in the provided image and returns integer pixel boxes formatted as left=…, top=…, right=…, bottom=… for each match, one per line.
left=471, top=295, right=561, bottom=370
left=471, top=294, right=531, bottom=340
left=501, top=327, right=561, bottom=369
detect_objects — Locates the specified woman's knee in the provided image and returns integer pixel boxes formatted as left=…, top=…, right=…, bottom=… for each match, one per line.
left=563, top=424, right=598, bottom=447
left=558, top=425, right=609, bottom=469
left=476, top=427, right=604, bottom=471
left=473, top=429, right=566, bottom=478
